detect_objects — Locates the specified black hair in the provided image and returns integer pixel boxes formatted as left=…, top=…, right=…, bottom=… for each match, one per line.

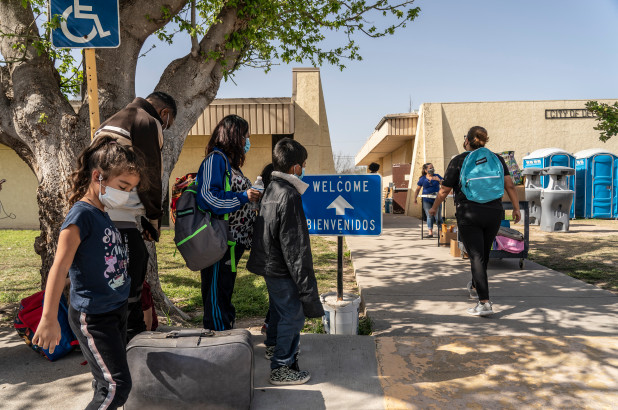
left=206, top=114, right=249, bottom=169
left=368, top=162, right=380, bottom=173
left=260, top=163, right=275, bottom=189
left=147, top=91, right=177, bottom=117
left=272, top=138, right=307, bottom=173
left=465, top=126, right=489, bottom=150
left=421, top=163, right=433, bottom=177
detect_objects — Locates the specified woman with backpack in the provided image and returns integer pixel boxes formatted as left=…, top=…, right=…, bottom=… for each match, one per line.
left=196, top=115, right=261, bottom=330
left=429, top=126, right=521, bottom=316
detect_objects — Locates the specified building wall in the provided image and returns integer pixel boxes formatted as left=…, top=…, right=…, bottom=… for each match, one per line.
left=293, top=68, right=336, bottom=174
left=405, top=99, right=618, bottom=216
left=0, top=144, right=39, bottom=229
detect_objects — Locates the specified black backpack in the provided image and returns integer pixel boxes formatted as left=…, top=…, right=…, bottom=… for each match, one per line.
left=173, top=151, right=235, bottom=271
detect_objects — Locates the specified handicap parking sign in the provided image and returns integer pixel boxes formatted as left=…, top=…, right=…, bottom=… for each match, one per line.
left=50, top=0, right=120, bottom=48
left=302, top=174, right=382, bottom=236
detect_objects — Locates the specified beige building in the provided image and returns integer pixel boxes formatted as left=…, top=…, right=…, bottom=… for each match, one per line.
left=0, top=67, right=335, bottom=229
left=356, top=99, right=618, bottom=217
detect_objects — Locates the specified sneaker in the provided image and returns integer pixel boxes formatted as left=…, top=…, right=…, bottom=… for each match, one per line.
left=467, top=281, right=479, bottom=299
left=467, top=301, right=494, bottom=316
left=265, top=345, right=275, bottom=360
left=269, top=366, right=311, bottom=386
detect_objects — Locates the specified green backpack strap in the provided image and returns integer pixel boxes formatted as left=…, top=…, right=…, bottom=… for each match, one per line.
left=223, top=169, right=238, bottom=272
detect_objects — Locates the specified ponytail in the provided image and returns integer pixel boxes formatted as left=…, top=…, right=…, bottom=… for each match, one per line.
left=466, top=126, right=489, bottom=150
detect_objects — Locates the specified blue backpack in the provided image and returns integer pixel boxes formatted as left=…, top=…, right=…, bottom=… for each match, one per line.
left=460, top=147, right=504, bottom=203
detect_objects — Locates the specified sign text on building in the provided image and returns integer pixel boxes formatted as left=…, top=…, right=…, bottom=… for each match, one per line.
left=545, top=109, right=596, bottom=120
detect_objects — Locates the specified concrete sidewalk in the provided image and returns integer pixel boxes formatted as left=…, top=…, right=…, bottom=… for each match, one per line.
left=347, top=214, right=618, bottom=408
left=2, top=213, right=618, bottom=409
left=0, top=330, right=383, bottom=410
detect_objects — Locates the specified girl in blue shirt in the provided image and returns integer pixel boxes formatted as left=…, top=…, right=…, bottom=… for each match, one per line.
left=413, top=163, right=444, bottom=237
left=34, top=136, right=146, bottom=409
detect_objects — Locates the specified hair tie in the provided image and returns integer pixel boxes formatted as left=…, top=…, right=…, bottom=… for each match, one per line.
left=109, top=141, right=117, bottom=145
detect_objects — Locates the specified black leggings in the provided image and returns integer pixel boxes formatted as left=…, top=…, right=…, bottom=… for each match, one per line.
left=69, top=303, right=131, bottom=410
left=118, top=228, right=148, bottom=341
left=456, top=203, right=503, bottom=301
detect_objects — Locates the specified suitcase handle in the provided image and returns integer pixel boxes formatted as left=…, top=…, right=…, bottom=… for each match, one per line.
left=165, top=329, right=215, bottom=338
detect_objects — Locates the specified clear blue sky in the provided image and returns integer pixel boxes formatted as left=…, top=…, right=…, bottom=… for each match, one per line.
left=136, top=0, right=618, bottom=159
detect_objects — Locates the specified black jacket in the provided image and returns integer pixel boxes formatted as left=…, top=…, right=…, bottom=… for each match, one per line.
left=246, top=175, right=324, bottom=318
left=96, top=98, right=164, bottom=221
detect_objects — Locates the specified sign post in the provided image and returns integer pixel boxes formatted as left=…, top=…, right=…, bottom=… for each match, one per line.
left=50, top=0, right=121, bottom=138
left=302, top=174, right=382, bottom=300
left=84, top=49, right=100, bottom=138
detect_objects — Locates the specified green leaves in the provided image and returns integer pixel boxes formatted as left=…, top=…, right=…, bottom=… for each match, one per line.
left=586, top=101, right=618, bottom=143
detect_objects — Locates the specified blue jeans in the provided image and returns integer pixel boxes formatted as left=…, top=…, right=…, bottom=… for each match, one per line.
left=422, top=200, right=443, bottom=230
left=264, top=276, right=305, bottom=370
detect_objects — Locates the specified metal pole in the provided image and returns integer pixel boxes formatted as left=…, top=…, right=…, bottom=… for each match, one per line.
left=85, top=48, right=100, bottom=139
left=337, top=235, right=343, bottom=301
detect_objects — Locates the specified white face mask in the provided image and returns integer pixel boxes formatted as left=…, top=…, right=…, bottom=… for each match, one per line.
left=99, top=176, right=130, bottom=210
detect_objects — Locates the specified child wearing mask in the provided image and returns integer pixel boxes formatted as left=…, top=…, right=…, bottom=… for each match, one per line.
left=33, top=136, right=147, bottom=409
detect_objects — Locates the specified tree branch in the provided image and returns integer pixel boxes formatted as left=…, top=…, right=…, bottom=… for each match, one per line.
left=155, top=4, right=248, bottom=190
left=94, top=0, right=190, bottom=119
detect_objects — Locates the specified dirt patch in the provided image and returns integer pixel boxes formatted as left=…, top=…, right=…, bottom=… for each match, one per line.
left=519, top=219, right=618, bottom=295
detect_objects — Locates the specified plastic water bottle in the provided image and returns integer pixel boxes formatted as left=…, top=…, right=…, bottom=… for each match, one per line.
left=250, top=176, right=264, bottom=210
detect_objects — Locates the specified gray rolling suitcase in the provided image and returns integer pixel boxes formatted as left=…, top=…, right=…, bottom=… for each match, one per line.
left=125, top=328, right=254, bottom=410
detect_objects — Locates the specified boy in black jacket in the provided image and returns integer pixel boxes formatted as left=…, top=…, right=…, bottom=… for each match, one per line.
left=247, top=138, right=324, bottom=385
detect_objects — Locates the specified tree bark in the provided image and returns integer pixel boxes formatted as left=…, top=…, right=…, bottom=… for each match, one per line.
left=0, top=0, right=250, bottom=308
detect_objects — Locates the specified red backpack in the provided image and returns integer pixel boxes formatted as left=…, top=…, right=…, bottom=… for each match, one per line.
left=170, top=173, right=197, bottom=224
left=14, top=291, right=79, bottom=361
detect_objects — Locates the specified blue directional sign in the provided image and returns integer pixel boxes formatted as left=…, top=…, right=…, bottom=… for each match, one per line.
left=302, top=174, right=382, bottom=236
left=50, top=0, right=120, bottom=48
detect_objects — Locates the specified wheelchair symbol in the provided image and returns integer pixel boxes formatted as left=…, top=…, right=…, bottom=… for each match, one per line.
left=60, top=0, right=111, bottom=44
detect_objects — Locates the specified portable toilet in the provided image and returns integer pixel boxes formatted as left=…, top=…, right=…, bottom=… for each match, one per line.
left=574, top=149, right=617, bottom=219
left=523, top=148, right=575, bottom=217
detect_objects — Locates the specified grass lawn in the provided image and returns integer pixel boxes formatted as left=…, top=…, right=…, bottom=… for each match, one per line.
left=0, top=229, right=364, bottom=333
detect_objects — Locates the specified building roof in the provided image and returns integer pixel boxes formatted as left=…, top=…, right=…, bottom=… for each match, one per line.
left=355, top=113, right=418, bottom=166
left=189, top=97, right=294, bottom=136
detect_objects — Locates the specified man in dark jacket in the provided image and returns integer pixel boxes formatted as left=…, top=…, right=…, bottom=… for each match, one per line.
left=247, top=138, right=324, bottom=386
left=94, top=91, right=177, bottom=341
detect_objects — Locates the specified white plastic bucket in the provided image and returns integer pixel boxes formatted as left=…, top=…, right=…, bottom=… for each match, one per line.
left=320, top=292, right=361, bottom=335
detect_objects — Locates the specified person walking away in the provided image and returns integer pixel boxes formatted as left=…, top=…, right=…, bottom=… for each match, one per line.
left=33, top=136, right=147, bottom=409
left=247, top=138, right=325, bottom=386
left=429, top=126, right=520, bottom=316
left=196, top=114, right=261, bottom=330
left=413, top=163, right=444, bottom=238
left=94, top=91, right=177, bottom=341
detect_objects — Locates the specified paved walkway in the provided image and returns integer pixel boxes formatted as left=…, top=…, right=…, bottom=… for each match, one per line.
left=347, top=214, right=618, bottom=408
left=2, top=213, right=618, bottom=409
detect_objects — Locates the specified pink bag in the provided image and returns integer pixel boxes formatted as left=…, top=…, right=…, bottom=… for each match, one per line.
left=494, top=235, right=524, bottom=253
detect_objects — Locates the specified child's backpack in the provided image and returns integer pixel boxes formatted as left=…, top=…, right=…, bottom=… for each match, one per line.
left=173, top=151, right=235, bottom=271
left=170, top=172, right=197, bottom=224
left=14, top=291, right=79, bottom=361
left=460, top=147, right=505, bottom=203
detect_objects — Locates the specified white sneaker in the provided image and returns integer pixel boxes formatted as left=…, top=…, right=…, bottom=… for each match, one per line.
left=466, top=281, right=479, bottom=299
left=467, top=301, right=493, bottom=316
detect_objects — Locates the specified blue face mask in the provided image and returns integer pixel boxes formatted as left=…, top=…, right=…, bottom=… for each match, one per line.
left=244, top=138, right=251, bottom=154
left=299, top=167, right=305, bottom=180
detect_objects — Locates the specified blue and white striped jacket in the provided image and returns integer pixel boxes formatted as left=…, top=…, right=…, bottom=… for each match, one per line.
left=195, top=148, right=249, bottom=215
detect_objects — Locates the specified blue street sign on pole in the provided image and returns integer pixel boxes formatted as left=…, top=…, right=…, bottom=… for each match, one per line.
left=50, top=0, right=120, bottom=48
left=302, top=174, right=382, bottom=236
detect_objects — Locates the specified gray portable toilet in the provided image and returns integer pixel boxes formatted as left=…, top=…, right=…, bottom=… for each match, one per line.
left=540, top=167, right=575, bottom=232
left=522, top=167, right=543, bottom=225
